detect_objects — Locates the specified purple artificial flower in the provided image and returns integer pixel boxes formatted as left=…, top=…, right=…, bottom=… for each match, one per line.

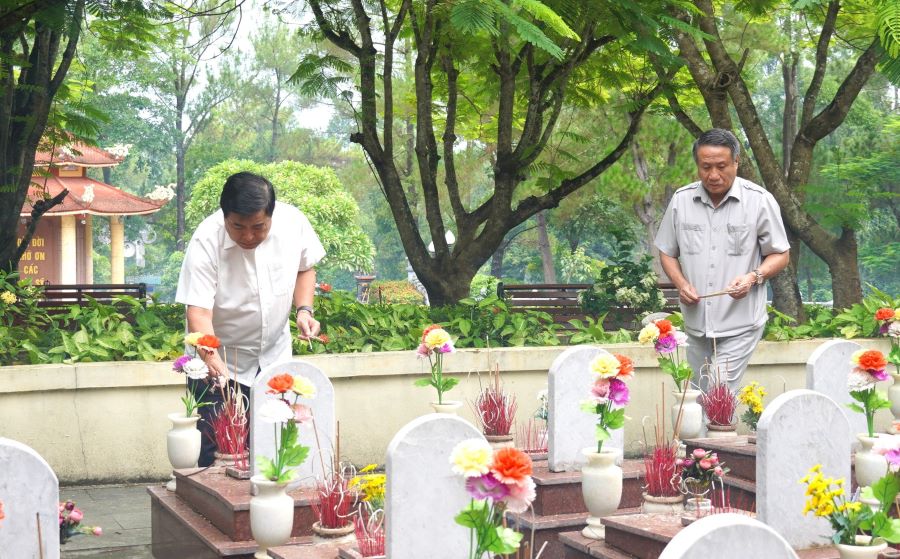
left=172, top=354, right=192, bottom=373
left=880, top=323, right=890, bottom=335
left=608, top=378, right=630, bottom=407
left=655, top=334, right=677, bottom=355
left=683, top=459, right=694, bottom=468
left=436, top=342, right=455, bottom=354
left=886, top=449, right=900, bottom=473
left=465, top=473, right=510, bottom=500
left=872, top=368, right=890, bottom=382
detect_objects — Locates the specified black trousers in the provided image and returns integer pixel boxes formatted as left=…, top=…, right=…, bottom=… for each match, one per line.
left=188, top=377, right=252, bottom=467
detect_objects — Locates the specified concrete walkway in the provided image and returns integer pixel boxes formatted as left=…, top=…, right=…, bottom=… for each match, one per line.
left=60, top=483, right=157, bottom=559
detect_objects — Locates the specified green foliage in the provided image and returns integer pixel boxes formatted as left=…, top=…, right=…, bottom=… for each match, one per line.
left=765, top=288, right=900, bottom=341
left=187, top=159, right=375, bottom=273
left=580, top=233, right=666, bottom=317
left=848, top=388, right=891, bottom=438
left=257, top=420, right=311, bottom=483
left=454, top=499, right=522, bottom=555
left=369, top=281, right=426, bottom=305
left=469, top=274, right=502, bottom=300
left=0, top=272, right=55, bottom=365
left=860, top=474, right=900, bottom=543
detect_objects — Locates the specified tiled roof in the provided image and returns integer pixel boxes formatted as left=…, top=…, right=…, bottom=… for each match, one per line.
left=21, top=175, right=167, bottom=217
left=34, top=143, right=124, bottom=167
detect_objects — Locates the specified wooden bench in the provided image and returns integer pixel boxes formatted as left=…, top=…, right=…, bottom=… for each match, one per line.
left=37, top=283, right=148, bottom=314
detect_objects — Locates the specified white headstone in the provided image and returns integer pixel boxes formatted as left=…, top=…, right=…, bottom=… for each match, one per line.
left=659, top=513, right=798, bottom=559
left=385, top=415, right=483, bottom=559
left=548, top=345, right=624, bottom=472
left=756, top=389, right=851, bottom=549
left=806, top=339, right=866, bottom=441
left=0, top=438, right=60, bottom=558
left=250, top=360, right=335, bottom=487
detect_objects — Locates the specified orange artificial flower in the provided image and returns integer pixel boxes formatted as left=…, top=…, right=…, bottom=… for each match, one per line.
left=318, top=334, right=330, bottom=345
left=858, top=350, right=887, bottom=372
left=421, top=324, right=442, bottom=343
left=267, top=373, right=295, bottom=394
left=655, top=319, right=673, bottom=336
left=319, top=283, right=332, bottom=293
left=614, top=353, right=634, bottom=380
left=0, top=500, right=4, bottom=523
left=197, top=334, right=221, bottom=349
left=876, top=308, right=895, bottom=321
left=491, top=448, right=533, bottom=486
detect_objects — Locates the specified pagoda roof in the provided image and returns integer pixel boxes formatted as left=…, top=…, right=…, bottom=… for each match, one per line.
left=34, top=142, right=125, bottom=168
left=21, top=175, right=167, bottom=217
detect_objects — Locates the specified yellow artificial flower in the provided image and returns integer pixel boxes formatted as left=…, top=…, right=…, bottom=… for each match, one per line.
left=185, top=332, right=203, bottom=346
left=292, top=375, right=317, bottom=398
left=844, top=501, right=862, bottom=512
left=894, top=308, right=900, bottom=321
left=0, top=291, right=17, bottom=305
left=850, top=349, right=865, bottom=366
left=424, top=328, right=452, bottom=350
left=350, top=464, right=386, bottom=504
left=449, top=438, right=493, bottom=478
left=638, top=324, right=660, bottom=344
left=590, top=354, right=621, bottom=379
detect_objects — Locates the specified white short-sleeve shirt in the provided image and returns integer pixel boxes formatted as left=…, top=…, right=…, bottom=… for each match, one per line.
left=175, top=201, right=326, bottom=385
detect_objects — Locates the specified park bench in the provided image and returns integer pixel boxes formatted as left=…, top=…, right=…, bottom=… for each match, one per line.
left=36, top=283, right=148, bottom=315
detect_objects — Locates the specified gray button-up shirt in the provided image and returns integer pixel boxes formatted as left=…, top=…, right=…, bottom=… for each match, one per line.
left=654, top=178, right=789, bottom=338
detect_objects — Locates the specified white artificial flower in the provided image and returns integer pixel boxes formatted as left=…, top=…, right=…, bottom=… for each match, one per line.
left=674, top=331, right=689, bottom=347
left=889, top=322, right=900, bottom=339
left=258, top=399, right=294, bottom=424
left=847, top=370, right=877, bottom=392
left=182, top=358, right=209, bottom=380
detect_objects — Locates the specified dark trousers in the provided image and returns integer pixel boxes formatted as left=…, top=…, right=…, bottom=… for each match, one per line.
left=188, top=377, right=251, bottom=467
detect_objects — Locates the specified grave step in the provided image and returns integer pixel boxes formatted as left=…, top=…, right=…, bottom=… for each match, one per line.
left=532, top=458, right=645, bottom=516
left=505, top=507, right=642, bottom=559
left=148, top=485, right=314, bottom=559
left=268, top=542, right=345, bottom=559
left=173, top=467, right=318, bottom=541
left=683, top=436, right=757, bottom=482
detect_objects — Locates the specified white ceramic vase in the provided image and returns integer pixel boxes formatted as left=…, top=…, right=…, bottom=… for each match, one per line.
left=705, top=423, right=738, bottom=439
left=834, top=535, right=887, bottom=559
left=166, top=412, right=201, bottom=491
left=672, top=390, right=703, bottom=440
left=855, top=434, right=888, bottom=489
left=430, top=400, right=463, bottom=414
left=580, top=448, right=622, bottom=540
left=642, top=493, right=684, bottom=514
left=889, top=373, right=900, bottom=422
left=250, top=475, right=294, bottom=558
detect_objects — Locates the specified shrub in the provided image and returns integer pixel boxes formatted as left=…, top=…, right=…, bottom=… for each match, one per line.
left=369, top=280, right=425, bottom=305
left=580, top=236, right=665, bottom=317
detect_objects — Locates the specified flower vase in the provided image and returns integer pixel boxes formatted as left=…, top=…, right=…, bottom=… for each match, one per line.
left=485, top=434, right=514, bottom=450
left=672, top=390, right=703, bottom=440
left=250, top=476, right=294, bottom=558
left=166, top=412, right=201, bottom=491
left=855, top=434, right=888, bottom=488
left=430, top=400, right=463, bottom=414
left=705, top=423, right=738, bottom=439
left=311, top=520, right=355, bottom=543
left=889, top=373, right=900, bottom=425
left=642, top=493, right=684, bottom=514
left=213, top=450, right=249, bottom=469
left=580, top=448, right=622, bottom=540
left=834, top=536, right=887, bottom=559
left=683, top=479, right=712, bottom=513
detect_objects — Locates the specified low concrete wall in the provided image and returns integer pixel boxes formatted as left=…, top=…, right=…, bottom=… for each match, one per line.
left=0, top=339, right=891, bottom=484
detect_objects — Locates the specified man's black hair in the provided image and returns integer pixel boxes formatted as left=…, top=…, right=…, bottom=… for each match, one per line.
left=220, top=172, right=276, bottom=217
left=692, top=129, right=741, bottom=162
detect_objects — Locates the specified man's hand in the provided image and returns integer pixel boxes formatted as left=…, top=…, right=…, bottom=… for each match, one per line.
left=727, top=273, right=757, bottom=300
left=678, top=283, right=700, bottom=305
left=201, top=349, right=227, bottom=378
left=296, top=309, right=321, bottom=340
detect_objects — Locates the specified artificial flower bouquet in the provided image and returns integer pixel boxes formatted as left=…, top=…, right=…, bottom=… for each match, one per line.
left=59, top=500, right=101, bottom=543
left=738, top=382, right=766, bottom=431
left=580, top=353, right=634, bottom=453
left=638, top=319, right=692, bottom=391
left=800, top=464, right=900, bottom=546
left=847, top=349, right=890, bottom=437
left=677, top=448, right=728, bottom=497
left=414, top=325, right=459, bottom=404
left=256, top=373, right=316, bottom=483
left=875, top=307, right=900, bottom=374
left=450, top=440, right=536, bottom=558
left=172, top=352, right=213, bottom=417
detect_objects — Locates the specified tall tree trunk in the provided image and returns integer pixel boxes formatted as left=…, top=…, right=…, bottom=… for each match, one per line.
left=828, top=230, right=862, bottom=311
left=536, top=210, right=556, bottom=283
left=490, top=243, right=506, bottom=278
left=269, top=73, right=281, bottom=162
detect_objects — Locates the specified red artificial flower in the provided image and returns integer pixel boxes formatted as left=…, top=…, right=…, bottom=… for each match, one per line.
left=858, top=350, right=887, bottom=372
left=318, top=334, right=330, bottom=345
left=319, top=283, right=332, bottom=293
left=491, top=448, right=533, bottom=486
left=876, top=308, right=895, bottom=321
left=267, top=373, right=295, bottom=394
left=655, top=319, right=673, bottom=336
left=197, top=334, right=220, bottom=349
left=0, top=500, right=4, bottom=523
left=614, top=353, right=634, bottom=379
left=421, top=324, right=442, bottom=343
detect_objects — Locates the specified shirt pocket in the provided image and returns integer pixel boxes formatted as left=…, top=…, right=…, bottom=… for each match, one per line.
left=678, top=223, right=705, bottom=255
left=269, top=262, right=291, bottom=296
left=727, top=223, right=751, bottom=255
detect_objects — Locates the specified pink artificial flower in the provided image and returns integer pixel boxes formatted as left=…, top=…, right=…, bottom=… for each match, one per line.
left=65, top=501, right=75, bottom=511
left=416, top=343, right=431, bottom=358
left=699, top=459, right=712, bottom=470
left=92, top=526, right=103, bottom=536
left=292, top=404, right=313, bottom=424
left=69, top=509, right=83, bottom=523
left=465, top=473, right=510, bottom=501
left=503, top=477, right=536, bottom=514
left=710, top=455, right=719, bottom=465
left=591, top=378, right=611, bottom=400
left=608, top=378, right=630, bottom=407
left=675, top=458, right=684, bottom=467
left=655, top=334, right=677, bottom=354
left=692, top=448, right=706, bottom=459
left=714, top=466, right=724, bottom=476
left=683, top=459, right=694, bottom=468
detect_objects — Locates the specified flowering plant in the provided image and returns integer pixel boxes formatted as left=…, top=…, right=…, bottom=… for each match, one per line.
left=580, top=353, right=634, bottom=453
left=638, top=319, right=692, bottom=391
left=172, top=354, right=213, bottom=417
left=738, top=382, right=766, bottom=431
left=678, top=448, right=728, bottom=494
left=800, top=464, right=900, bottom=545
left=847, top=349, right=890, bottom=437
left=875, top=307, right=900, bottom=375
left=59, top=500, right=102, bottom=543
left=350, top=464, right=386, bottom=511
left=414, top=325, right=458, bottom=404
left=257, top=373, right=315, bottom=482
left=450, top=440, right=535, bottom=557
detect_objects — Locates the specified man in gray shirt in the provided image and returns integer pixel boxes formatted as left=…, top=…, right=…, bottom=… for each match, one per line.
left=655, top=129, right=790, bottom=391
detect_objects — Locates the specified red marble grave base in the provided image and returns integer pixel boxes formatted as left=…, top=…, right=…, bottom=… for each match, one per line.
left=267, top=542, right=344, bottom=559
left=148, top=485, right=313, bottom=559
left=174, top=467, right=317, bottom=541
left=532, top=459, right=646, bottom=517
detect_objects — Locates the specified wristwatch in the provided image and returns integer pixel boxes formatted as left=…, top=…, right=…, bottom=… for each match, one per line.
left=752, top=269, right=765, bottom=285
left=297, top=305, right=315, bottom=317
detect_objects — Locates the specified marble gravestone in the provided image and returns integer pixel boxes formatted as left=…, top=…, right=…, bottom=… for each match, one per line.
left=548, top=345, right=624, bottom=472
left=806, top=339, right=867, bottom=443
left=756, top=389, right=851, bottom=549
left=0, top=438, right=60, bottom=558
left=385, top=415, right=483, bottom=559
left=659, top=513, right=798, bottom=559
left=250, top=360, right=335, bottom=488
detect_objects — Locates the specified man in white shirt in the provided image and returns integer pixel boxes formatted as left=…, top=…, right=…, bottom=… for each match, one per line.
left=176, top=171, right=326, bottom=465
